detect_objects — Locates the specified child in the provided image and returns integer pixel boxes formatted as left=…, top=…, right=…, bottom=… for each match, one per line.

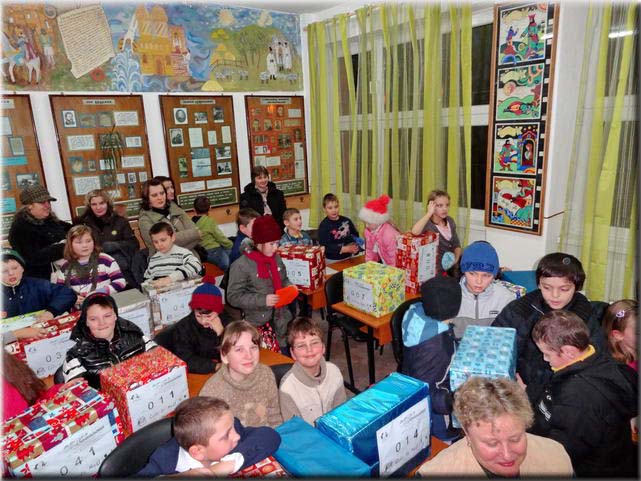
left=172, top=276, right=228, bottom=374
left=192, top=196, right=233, bottom=271
left=229, top=208, right=260, bottom=266
left=137, top=397, right=281, bottom=477
left=199, top=321, right=283, bottom=428
left=492, top=252, right=606, bottom=404
left=227, top=215, right=293, bottom=349
left=280, top=208, right=313, bottom=246
left=411, top=190, right=461, bottom=274
left=52, top=225, right=126, bottom=307
left=318, top=193, right=360, bottom=262
left=144, top=222, right=202, bottom=289
left=530, top=310, right=638, bottom=477
left=279, top=317, right=346, bottom=424
left=602, top=299, right=637, bottom=371
left=358, top=194, right=399, bottom=266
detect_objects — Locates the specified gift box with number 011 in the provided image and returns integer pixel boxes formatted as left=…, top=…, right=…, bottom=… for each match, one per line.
left=112, top=289, right=154, bottom=337
left=99, top=346, right=189, bottom=437
left=342, top=262, right=405, bottom=317
left=4, top=312, right=81, bottom=379
left=143, top=277, right=201, bottom=329
left=2, top=380, right=124, bottom=478
left=277, top=245, right=325, bottom=290
left=395, top=231, right=438, bottom=295
left=0, top=310, right=46, bottom=335
left=316, top=373, right=431, bottom=476
left=231, top=456, right=287, bottom=478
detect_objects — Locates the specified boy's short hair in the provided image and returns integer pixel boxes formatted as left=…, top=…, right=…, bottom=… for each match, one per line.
left=286, top=316, right=323, bottom=346
left=174, top=397, right=230, bottom=449
left=220, top=320, right=260, bottom=356
left=532, top=310, right=590, bottom=352
left=283, top=208, right=300, bottom=222
left=237, top=208, right=260, bottom=227
left=536, top=252, right=585, bottom=290
left=149, top=221, right=174, bottom=237
left=323, top=193, right=338, bottom=207
left=193, top=196, right=211, bottom=214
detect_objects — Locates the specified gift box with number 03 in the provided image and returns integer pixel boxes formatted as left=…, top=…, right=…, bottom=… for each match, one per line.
left=143, top=277, right=201, bottom=329
left=99, top=346, right=189, bottom=437
left=316, top=373, right=431, bottom=476
left=231, top=456, right=287, bottom=478
left=2, top=380, right=124, bottom=478
left=395, top=231, right=439, bottom=295
left=277, top=245, right=325, bottom=290
left=4, top=312, right=81, bottom=379
left=112, top=289, right=154, bottom=337
left=342, top=262, right=405, bottom=317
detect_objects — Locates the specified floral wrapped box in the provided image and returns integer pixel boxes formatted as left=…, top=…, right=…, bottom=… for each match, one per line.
left=342, top=262, right=405, bottom=317
left=232, top=456, right=287, bottom=478
left=395, top=231, right=439, bottom=295
left=494, top=279, right=527, bottom=299
left=277, top=245, right=325, bottom=290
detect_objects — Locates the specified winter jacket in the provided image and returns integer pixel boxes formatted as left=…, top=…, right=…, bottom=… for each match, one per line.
left=172, top=311, right=226, bottom=374
left=138, top=204, right=201, bottom=256
left=8, top=208, right=71, bottom=279
left=318, top=215, right=360, bottom=260
left=280, top=229, right=313, bottom=247
left=491, top=289, right=606, bottom=403
left=75, top=212, right=138, bottom=256
left=3, top=277, right=76, bottom=318
left=421, top=216, right=460, bottom=274
left=239, top=181, right=287, bottom=229
left=530, top=349, right=638, bottom=477
left=364, top=222, right=399, bottom=266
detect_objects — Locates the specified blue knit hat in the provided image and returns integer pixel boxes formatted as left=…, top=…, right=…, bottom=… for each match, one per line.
left=460, top=241, right=499, bottom=277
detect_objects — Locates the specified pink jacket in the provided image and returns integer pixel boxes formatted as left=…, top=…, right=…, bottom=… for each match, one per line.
left=364, top=222, right=399, bottom=266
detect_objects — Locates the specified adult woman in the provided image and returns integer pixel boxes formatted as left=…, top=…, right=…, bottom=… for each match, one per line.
left=75, top=189, right=138, bottom=287
left=138, top=179, right=201, bottom=256
left=418, top=377, right=573, bottom=477
left=239, top=166, right=287, bottom=230
left=153, top=175, right=177, bottom=205
left=8, top=185, right=71, bottom=279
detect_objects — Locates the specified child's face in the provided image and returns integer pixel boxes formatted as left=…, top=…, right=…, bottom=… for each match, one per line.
left=535, top=341, right=569, bottom=369
left=431, top=196, right=450, bottom=220
left=257, top=240, right=279, bottom=257
left=194, top=309, right=220, bottom=328
left=86, top=304, right=117, bottom=341
left=151, top=231, right=175, bottom=254
left=290, top=333, right=325, bottom=373
left=72, top=233, right=94, bottom=259
left=2, top=260, right=24, bottom=287
left=195, top=411, right=240, bottom=464
left=285, top=213, right=302, bottom=232
left=222, top=331, right=259, bottom=381
left=539, top=276, right=576, bottom=310
left=464, top=271, right=495, bottom=295
left=324, top=201, right=340, bottom=221
left=613, top=317, right=637, bottom=353
left=240, top=218, right=256, bottom=238
left=254, top=174, right=269, bottom=191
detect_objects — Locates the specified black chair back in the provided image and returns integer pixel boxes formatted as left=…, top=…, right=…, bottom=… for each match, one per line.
left=154, top=323, right=178, bottom=354
left=53, top=364, right=65, bottom=384
left=390, top=298, right=422, bottom=372
left=270, top=362, right=293, bottom=387
left=324, top=271, right=344, bottom=313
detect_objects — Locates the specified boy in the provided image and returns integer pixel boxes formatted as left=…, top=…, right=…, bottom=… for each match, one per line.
left=280, top=208, right=313, bottom=246
left=318, top=193, right=361, bottom=262
left=492, top=252, right=605, bottom=403
left=529, top=311, right=638, bottom=477
left=143, top=222, right=202, bottom=289
left=137, top=397, right=281, bottom=477
left=229, top=208, right=259, bottom=266
left=192, top=196, right=233, bottom=271
left=279, top=317, right=346, bottom=424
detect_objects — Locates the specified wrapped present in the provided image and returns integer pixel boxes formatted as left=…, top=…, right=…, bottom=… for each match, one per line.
left=342, top=262, right=405, bottom=317
left=449, top=325, right=517, bottom=391
left=494, top=279, right=527, bottom=299
left=232, top=456, right=287, bottom=478
left=277, top=245, right=325, bottom=290
left=4, top=312, right=81, bottom=379
left=316, top=373, right=430, bottom=476
left=99, top=346, right=189, bottom=437
left=112, top=289, right=153, bottom=337
left=2, top=380, right=124, bottom=478
left=395, top=231, right=439, bottom=295
left=143, top=277, right=201, bottom=328
left=0, top=310, right=46, bottom=335
left=274, top=416, right=370, bottom=477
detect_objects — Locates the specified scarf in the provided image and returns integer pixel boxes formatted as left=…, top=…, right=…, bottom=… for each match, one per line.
left=151, top=206, right=171, bottom=218
left=65, top=252, right=99, bottom=292
left=245, top=250, right=282, bottom=291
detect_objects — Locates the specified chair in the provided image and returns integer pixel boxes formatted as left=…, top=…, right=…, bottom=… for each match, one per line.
left=98, top=417, right=173, bottom=478
left=270, top=362, right=293, bottom=387
left=153, top=323, right=178, bottom=354
left=390, top=298, right=422, bottom=372
left=53, top=364, right=65, bottom=384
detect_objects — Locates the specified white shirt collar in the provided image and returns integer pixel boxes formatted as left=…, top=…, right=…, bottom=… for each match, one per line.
left=176, top=447, right=206, bottom=473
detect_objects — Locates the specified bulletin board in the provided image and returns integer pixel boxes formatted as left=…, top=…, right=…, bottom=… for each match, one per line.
left=0, top=95, right=46, bottom=238
left=50, top=95, right=153, bottom=219
left=159, top=95, right=240, bottom=210
left=245, top=96, right=308, bottom=196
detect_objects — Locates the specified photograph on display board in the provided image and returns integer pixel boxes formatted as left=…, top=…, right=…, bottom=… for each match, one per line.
left=495, top=64, right=544, bottom=121
left=498, top=4, right=548, bottom=65
left=490, top=177, right=536, bottom=229
left=493, top=123, right=540, bottom=175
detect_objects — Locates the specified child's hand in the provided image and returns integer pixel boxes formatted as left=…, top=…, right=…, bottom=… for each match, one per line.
left=36, top=311, right=54, bottom=322
left=75, top=293, right=86, bottom=308
left=209, top=460, right=237, bottom=476
left=152, top=277, right=173, bottom=288
left=13, top=327, right=47, bottom=340
left=426, top=200, right=435, bottom=218
left=515, top=373, right=527, bottom=390
left=177, top=467, right=220, bottom=477
left=266, top=294, right=280, bottom=307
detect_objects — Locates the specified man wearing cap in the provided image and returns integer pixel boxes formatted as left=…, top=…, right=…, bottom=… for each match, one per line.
left=8, top=185, right=71, bottom=279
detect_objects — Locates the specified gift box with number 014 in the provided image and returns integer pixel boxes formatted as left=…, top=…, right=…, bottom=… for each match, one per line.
left=277, top=245, right=325, bottom=290
left=2, top=380, right=124, bottom=478
left=395, top=231, right=438, bottom=295
left=143, top=277, right=201, bottom=329
left=342, top=262, right=405, bottom=317
left=231, top=456, right=287, bottom=478
left=99, top=346, right=189, bottom=437
left=316, top=372, right=431, bottom=476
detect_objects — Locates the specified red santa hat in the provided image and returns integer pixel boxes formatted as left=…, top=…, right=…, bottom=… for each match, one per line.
left=359, top=194, right=391, bottom=225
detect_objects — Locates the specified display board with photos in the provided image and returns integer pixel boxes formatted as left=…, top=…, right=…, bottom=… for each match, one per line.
left=50, top=95, right=153, bottom=219
left=159, top=95, right=240, bottom=210
left=245, top=96, right=308, bottom=196
left=0, top=95, right=47, bottom=237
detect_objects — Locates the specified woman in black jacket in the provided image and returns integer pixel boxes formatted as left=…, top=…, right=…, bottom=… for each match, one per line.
left=239, top=166, right=287, bottom=230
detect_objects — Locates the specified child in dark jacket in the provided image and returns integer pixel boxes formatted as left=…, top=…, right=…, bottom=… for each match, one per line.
left=137, top=397, right=281, bottom=477
left=318, top=193, right=361, bottom=262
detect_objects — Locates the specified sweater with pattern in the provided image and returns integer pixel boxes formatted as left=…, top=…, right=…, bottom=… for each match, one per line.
left=144, top=244, right=202, bottom=282
left=52, top=253, right=126, bottom=295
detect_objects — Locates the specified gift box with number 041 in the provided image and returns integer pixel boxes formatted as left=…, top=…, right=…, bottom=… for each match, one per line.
left=342, top=262, right=405, bottom=317
left=2, top=380, right=124, bottom=478
left=143, top=277, right=201, bottom=329
left=316, top=373, right=431, bottom=476
left=395, top=231, right=438, bottom=295
left=277, top=245, right=325, bottom=290
left=99, top=346, right=189, bottom=437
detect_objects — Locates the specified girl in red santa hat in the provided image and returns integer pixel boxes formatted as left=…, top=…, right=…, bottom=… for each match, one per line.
left=358, top=194, right=400, bottom=266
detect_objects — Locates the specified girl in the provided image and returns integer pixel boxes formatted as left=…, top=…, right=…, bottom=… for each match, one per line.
left=358, top=194, right=399, bottom=266
left=153, top=175, right=177, bottom=205
left=603, top=299, right=638, bottom=371
left=52, top=225, right=126, bottom=307
left=199, top=320, right=282, bottom=428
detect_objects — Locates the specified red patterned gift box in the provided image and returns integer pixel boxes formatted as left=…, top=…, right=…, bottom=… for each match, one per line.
left=277, top=245, right=325, bottom=290
left=99, top=346, right=189, bottom=437
left=232, top=456, right=288, bottom=478
left=395, top=232, right=439, bottom=295
left=2, top=380, right=124, bottom=478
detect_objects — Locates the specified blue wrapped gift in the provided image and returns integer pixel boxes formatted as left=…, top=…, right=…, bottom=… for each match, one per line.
left=273, top=416, right=371, bottom=477
left=316, top=373, right=430, bottom=476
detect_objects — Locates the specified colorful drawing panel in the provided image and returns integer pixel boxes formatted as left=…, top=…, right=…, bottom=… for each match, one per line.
left=490, top=177, right=537, bottom=230
left=498, top=4, right=548, bottom=65
left=495, top=64, right=545, bottom=121
left=493, top=123, right=540, bottom=175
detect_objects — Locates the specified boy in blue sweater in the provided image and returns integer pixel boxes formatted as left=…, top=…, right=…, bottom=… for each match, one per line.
left=229, top=208, right=260, bottom=266
left=318, top=193, right=361, bottom=262
left=137, top=397, right=280, bottom=477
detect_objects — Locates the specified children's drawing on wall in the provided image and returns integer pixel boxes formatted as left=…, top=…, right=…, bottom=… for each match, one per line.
left=493, top=123, right=539, bottom=174
left=495, top=64, right=544, bottom=121
left=1, top=21, right=43, bottom=86
left=491, top=177, right=536, bottom=229
left=498, top=4, right=548, bottom=65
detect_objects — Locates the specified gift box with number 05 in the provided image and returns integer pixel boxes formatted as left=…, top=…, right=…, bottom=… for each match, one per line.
left=277, top=245, right=325, bottom=290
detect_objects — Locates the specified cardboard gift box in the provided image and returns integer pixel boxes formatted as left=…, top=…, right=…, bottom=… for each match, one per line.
left=395, top=231, right=439, bottom=295
left=0, top=310, right=46, bottom=335
left=342, top=262, right=405, bottom=317
left=232, top=456, right=287, bottom=478
left=99, top=346, right=189, bottom=437
left=143, top=277, right=201, bottom=328
left=2, top=380, right=124, bottom=478
left=112, top=289, right=153, bottom=337
left=277, top=245, right=325, bottom=290
left=316, top=373, right=431, bottom=476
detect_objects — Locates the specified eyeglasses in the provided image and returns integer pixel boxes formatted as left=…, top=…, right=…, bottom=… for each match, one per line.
left=292, top=340, right=323, bottom=352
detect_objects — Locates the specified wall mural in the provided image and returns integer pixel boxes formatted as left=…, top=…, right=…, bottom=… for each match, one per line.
left=1, top=2, right=302, bottom=92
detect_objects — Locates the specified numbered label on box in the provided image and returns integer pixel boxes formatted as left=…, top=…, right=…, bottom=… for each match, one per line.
left=24, top=333, right=76, bottom=378
left=344, top=278, right=375, bottom=313
left=121, top=304, right=152, bottom=337
left=158, top=286, right=198, bottom=325
left=282, top=258, right=311, bottom=287
left=417, top=242, right=437, bottom=284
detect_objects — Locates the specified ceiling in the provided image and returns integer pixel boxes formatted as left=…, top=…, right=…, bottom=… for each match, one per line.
left=227, top=0, right=347, bottom=15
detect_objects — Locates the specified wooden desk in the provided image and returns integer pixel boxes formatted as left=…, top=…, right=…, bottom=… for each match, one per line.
left=327, top=254, right=366, bottom=272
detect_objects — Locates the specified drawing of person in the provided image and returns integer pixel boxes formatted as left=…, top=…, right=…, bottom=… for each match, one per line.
left=39, top=28, right=54, bottom=67
left=264, top=119, right=273, bottom=131
left=266, top=46, right=277, bottom=80
left=276, top=41, right=284, bottom=71
left=274, top=120, right=282, bottom=130
left=283, top=42, right=292, bottom=71
left=252, top=119, right=260, bottom=132
left=276, top=105, right=285, bottom=117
